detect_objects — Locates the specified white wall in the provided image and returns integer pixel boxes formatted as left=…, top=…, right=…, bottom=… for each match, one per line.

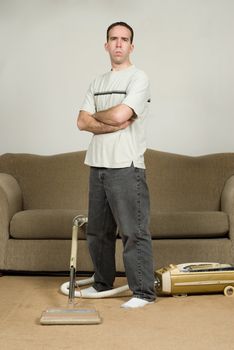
left=0, top=0, right=234, bottom=156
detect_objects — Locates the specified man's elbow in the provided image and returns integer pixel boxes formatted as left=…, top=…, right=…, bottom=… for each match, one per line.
left=77, top=118, right=84, bottom=131
left=77, top=111, right=89, bottom=131
left=112, top=105, right=135, bottom=125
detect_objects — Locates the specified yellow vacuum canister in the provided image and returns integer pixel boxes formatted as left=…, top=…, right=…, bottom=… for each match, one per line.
left=155, top=262, right=234, bottom=297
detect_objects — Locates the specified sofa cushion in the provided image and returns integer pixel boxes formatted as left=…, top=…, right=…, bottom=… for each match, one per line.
left=11, top=210, right=229, bottom=240
left=150, top=211, right=229, bottom=238
left=10, top=209, right=88, bottom=239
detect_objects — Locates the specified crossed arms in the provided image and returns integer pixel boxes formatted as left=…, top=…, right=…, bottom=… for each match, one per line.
left=77, top=104, right=136, bottom=135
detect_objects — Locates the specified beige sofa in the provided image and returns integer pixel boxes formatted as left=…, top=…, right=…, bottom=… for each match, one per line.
left=0, top=149, right=234, bottom=274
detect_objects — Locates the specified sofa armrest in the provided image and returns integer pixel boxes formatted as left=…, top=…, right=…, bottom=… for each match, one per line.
left=0, top=173, right=22, bottom=240
left=221, top=175, right=234, bottom=241
left=221, top=175, right=234, bottom=213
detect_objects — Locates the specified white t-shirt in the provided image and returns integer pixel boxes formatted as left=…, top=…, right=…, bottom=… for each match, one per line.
left=80, top=65, right=150, bottom=168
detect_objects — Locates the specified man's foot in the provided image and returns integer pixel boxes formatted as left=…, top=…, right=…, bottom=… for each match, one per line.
left=75, top=286, right=98, bottom=297
left=121, top=297, right=155, bottom=309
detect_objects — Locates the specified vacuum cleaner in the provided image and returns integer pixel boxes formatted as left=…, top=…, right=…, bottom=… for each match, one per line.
left=60, top=216, right=234, bottom=299
left=61, top=261, right=234, bottom=298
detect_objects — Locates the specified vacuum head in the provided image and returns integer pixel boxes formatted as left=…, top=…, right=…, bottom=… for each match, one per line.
left=40, top=307, right=101, bottom=325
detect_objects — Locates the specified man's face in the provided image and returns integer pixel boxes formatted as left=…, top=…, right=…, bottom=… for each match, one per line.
left=105, top=25, right=134, bottom=67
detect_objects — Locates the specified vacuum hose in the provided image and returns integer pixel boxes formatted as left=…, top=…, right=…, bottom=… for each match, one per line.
left=60, top=276, right=130, bottom=298
left=60, top=214, right=130, bottom=299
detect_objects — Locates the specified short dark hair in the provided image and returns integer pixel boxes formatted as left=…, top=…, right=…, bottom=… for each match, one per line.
left=106, top=22, right=134, bottom=44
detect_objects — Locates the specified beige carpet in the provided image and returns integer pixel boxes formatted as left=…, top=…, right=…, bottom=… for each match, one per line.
left=0, top=275, right=234, bottom=350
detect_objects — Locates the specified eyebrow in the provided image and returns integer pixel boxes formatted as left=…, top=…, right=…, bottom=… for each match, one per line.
left=109, top=36, right=130, bottom=41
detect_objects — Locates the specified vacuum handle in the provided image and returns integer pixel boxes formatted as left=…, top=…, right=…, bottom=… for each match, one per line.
left=68, top=266, right=76, bottom=303
left=68, top=223, right=78, bottom=304
left=68, top=215, right=87, bottom=304
left=70, top=224, right=78, bottom=269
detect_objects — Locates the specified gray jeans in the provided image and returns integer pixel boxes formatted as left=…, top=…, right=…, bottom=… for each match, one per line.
left=87, top=165, right=156, bottom=302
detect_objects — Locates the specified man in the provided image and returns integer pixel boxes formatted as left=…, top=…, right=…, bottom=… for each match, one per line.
left=77, top=22, right=156, bottom=308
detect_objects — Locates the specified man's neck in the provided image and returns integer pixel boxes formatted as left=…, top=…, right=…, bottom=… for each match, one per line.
left=111, top=62, right=133, bottom=71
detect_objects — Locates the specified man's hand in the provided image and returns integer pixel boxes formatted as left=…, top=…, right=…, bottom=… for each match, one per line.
left=93, top=104, right=136, bottom=126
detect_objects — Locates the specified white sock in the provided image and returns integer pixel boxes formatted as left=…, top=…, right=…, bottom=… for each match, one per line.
left=75, top=286, right=98, bottom=297
left=121, top=297, right=154, bottom=309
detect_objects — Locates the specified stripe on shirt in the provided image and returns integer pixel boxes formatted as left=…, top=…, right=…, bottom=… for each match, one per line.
left=94, top=90, right=151, bottom=103
left=94, top=91, right=126, bottom=96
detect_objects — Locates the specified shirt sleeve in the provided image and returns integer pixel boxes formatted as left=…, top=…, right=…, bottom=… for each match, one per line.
left=80, top=82, right=96, bottom=114
left=122, top=70, right=150, bottom=117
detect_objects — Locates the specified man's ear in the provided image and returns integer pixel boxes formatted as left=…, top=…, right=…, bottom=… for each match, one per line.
left=104, top=42, right=109, bottom=52
left=130, top=44, right=135, bottom=53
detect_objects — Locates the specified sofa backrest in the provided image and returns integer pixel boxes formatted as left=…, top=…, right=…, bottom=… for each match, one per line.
left=145, top=149, right=234, bottom=212
left=1, top=149, right=234, bottom=212
left=0, top=151, right=89, bottom=210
